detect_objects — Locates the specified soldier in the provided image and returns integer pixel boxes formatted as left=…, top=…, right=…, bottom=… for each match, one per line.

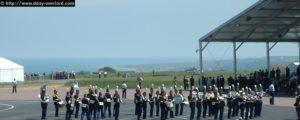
left=65, top=92, right=74, bottom=120
left=74, top=89, right=80, bottom=118
left=202, top=87, right=208, bottom=118
left=142, top=91, right=148, bottom=119
left=136, top=89, right=143, bottom=120
left=188, top=90, right=196, bottom=120
left=39, top=87, right=49, bottom=120
left=179, top=89, right=185, bottom=115
left=227, top=86, right=234, bottom=119
left=155, top=90, right=160, bottom=116
left=167, top=90, right=174, bottom=118
left=149, top=88, right=155, bottom=117
left=160, top=90, right=167, bottom=120
left=97, top=91, right=105, bottom=119
left=52, top=89, right=60, bottom=117
left=104, top=88, right=112, bottom=118
left=81, top=94, right=90, bottom=120
left=196, top=88, right=202, bottom=120
left=113, top=89, right=121, bottom=120
left=89, top=90, right=97, bottom=120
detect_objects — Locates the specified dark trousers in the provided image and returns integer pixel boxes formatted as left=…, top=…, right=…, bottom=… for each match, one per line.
left=219, top=106, right=224, bottom=120
left=104, top=103, right=111, bottom=117
left=89, top=105, right=96, bottom=120
left=190, top=106, right=195, bottom=120
left=160, top=106, right=166, bottom=120
left=122, top=89, right=127, bottom=99
left=245, top=104, right=250, bottom=120
left=270, top=92, right=275, bottom=105
left=135, top=103, right=138, bottom=115
left=97, top=107, right=104, bottom=119
left=81, top=110, right=90, bottom=120
left=240, top=106, right=245, bottom=119
left=214, top=105, right=218, bottom=120
left=155, top=103, right=159, bottom=116
left=12, top=86, right=17, bottom=93
left=249, top=105, right=254, bottom=119
left=66, top=107, right=73, bottom=120
left=150, top=102, right=154, bottom=117
left=180, top=103, right=184, bottom=115
left=41, top=104, right=47, bottom=119
left=197, top=104, right=202, bottom=119
left=142, top=104, right=147, bottom=119
left=255, top=101, right=262, bottom=116
left=208, top=103, right=213, bottom=116
left=75, top=105, right=80, bottom=118
left=54, top=103, right=59, bottom=117
left=175, top=104, right=180, bottom=116
left=227, top=106, right=232, bottom=118
left=114, top=105, right=119, bottom=120
left=203, top=103, right=207, bottom=118
left=235, top=104, right=240, bottom=116
left=169, top=110, right=174, bottom=118
left=137, top=104, right=142, bottom=120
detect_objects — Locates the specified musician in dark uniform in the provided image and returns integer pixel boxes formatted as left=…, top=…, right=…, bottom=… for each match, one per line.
left=179, top=89, right=185, bottom=115
left=88, top=90, right=97, bottom=120
left=155, top=90, right=160, bottom=116
left=188, top=90, right=196, bottom=120
left=208, top=86, right=213, bottom=117
left=227, top=86, right=234, bottom=119
left=254, top=84, right=263, bottom=117
left=174, top=89, right=180, bottom=116
left=74, top=89, right=80, bottom=118
left=136, top=89, right=142, bottom=120
left=160, top=90, right=167, bottom=120
left=97, top=91, right=105, bottom=119
left=233, top=84, right=240, bottom=117
left=141, top=91, right=147, bottom=119
left=65, top=91, right=73, bottom=120
left=52, top=89, right=60, bottom=117
left=239, top=88, right=246, bottom=119
left=202, top=87, right=208, bottom=118
left=167, top=90, right=174, bottom=118
left=104, top=88, right=112, bottom=118
left=212, top=88, right=218, bottom=120
left=113, top=89, right=121, bottom=120
left=40, top=88, right=49, bottom=120
left=218, top=88, right=225, bottom=120
left=294, top=87, right=300, bottom=120
left=81, top=94, right=90, bottom=120
left=196, top=89, right=202, bottom=120
left=134, top=88, right=139, bottom=115
left=149, top=88, right=155, bottom=117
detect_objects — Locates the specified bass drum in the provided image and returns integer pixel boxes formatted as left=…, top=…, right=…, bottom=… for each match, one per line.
left=166, top=102, right=174, bottom=110
left=58, top=100, right=65, bottom=108
left=174, top=95, right=183, bottom=104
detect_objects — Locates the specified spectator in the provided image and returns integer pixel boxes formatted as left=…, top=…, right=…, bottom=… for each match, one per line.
left=121, top=81, right=127, bottom=99
left=104, top=72, right=107, bottom=78
left=12, top=79, right=17, bottom=93
left=99, top=72, right=101, bottom=79
left=183, top=76, right=189, bottom=90
left=276, top=67, right=281, bottom=81
left=286, top=67, right=290, bottom=78
left=268, top=82, right=275, bottom=105
left=190, top=76, right=194, bottom=90
left=137, top=76, right=143, bottom=89
left=173, top=76, right=177, bottom=87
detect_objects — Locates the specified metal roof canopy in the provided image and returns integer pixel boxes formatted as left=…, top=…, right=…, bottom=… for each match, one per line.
left=197, top=0, right=300, bottom=89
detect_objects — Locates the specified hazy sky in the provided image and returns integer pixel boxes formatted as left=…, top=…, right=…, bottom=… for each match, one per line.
left=0, top=0, right=298, bottom=60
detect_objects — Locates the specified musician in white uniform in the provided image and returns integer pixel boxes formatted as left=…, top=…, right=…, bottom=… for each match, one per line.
left=40, top=88, right=49, bottom=120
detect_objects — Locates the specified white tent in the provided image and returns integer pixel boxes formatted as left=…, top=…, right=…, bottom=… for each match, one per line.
left=0, top=58, right=24, bottom=82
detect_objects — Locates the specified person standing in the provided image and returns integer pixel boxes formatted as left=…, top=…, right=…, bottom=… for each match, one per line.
left=39, top=88, right=49, bottom=120
left=155, top=90, right=160, bottom=116
left=196, top=89, right=202, bottom=120
left=88, top=90, right=97, bottom=120
left=190, top=76, right=195, bottom=90
left=294, top=88, right=300, bottom=120
left=136, top=90, right=143, bottom=120
left=12, top=79, right=17, bottom=93
left=167, top=90, right=174, bottom=118
left=174, top=89, right=180, bottom=116
left=142, top=91, right=148, bottom=119
left=113, top=89, right=121, bottom=120
left=137, top=76, right=143, bottom=89
left=104, top=89, right=112, bottom=118
left=149, top=88, right=155, bottom=117
left=173, top=76, right=177, bottom=87
left=227, top=87, right=234, bottom=119
left=159, top=91, right=167, bottom=120
left=121, top=81, right=127, bottom=99
left=81, top=94, right=90, bottom=120
left=179, top=89, right=185, bottom=115
left=52, top=89, right=60, bottom=117
left=202, top=87, right=208, bottom=118
left=74, top=90, right=80, bottom=118
left=65, top=92, right=73, bottom=120
left=98, top=72, right=101, bottom=79
left=269, top=82, right=275, bottom=105
left=286, top=67, right=290, bottom=78
left=188, top=90, right=196, bottom=120
left=97, top=92, right=104, bottom=119
left=104, top=72, right=108, bottom=78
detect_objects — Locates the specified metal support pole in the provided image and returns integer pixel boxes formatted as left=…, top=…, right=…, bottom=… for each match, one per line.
left=266, top=42, right=270, bottom=78
left=199, top=40, right=203, bottom=89
left=233, top=42, right=237, bottom=80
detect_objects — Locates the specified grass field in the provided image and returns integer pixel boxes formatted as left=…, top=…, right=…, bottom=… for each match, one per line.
left=0, top=70, right=254, bottom=89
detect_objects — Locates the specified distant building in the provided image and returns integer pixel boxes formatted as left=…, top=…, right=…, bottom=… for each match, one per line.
left=0, top=58, right=24, bottom=82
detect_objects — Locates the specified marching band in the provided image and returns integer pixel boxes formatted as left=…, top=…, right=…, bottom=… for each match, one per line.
left=39, top=82, right=266, bottom=120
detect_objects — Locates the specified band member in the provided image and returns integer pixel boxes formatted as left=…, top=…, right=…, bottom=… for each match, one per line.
left=217, top=88, right=225, bottom=120
left=142, top=91, right=148, bottom=119
left=134, top=88, right=139, bottom=115
left=136, top=89, right=143, bottom=120
left=196, top=89, right=202, bottom=120
left=254, top=84, right=263, bottom=117
left=113, top=89, right=121, bottom=120
left=39, top=88, right=49, bottom=120
left=239, top=88, right=246, bottom=119
left=202, top=87, right=208, bottom=118
left=97, top=91, right=105, bottom=119
left=188, top=90, right=196, bottom=120
left=74, top=89, right=80, bottom=118
left=52, top=89, right=60, bottom=117
left=174, top=89, right=181, bottom=116
left=212, top=88, right=218, bottom=120
left=89, top=90, right=97, bottom=120
left=179, top=89, right=185, bottom=115
left=81, top=94, right=90, bottom=120
left=149, top=88, right=155, bottom=117
left=167, top=90, right=174, bottom=118
left=294, top=87, right=300, bottom=120
left=65, top=91, right=74, bottom=120
left=208, top=86, right=213, bottom=117
left=233, top=84, right=240, bottom=117
left=227, top=86, right=234, bottom=119
left=160, top=90, right=167, bottom=120
left=247, top=88, right=255, bottom=120
left=104, top=88, right=112, bottom=118
left=155, top=90, right=160, bottom=116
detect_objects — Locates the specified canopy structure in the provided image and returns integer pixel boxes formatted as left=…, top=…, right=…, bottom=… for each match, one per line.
left=0, top=57, right=24, bottom=82
left=198, top=0, right=300, bottom=88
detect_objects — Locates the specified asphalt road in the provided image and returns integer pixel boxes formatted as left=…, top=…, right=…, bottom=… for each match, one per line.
left=0, top=100, right=297, bottom=120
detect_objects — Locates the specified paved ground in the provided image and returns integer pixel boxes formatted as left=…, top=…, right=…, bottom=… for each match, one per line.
left=0, top=100, right=297, bottom=120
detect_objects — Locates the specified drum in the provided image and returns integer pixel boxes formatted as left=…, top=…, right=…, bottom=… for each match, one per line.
left=166, top=102, right=174, bottom=110
left=174, top=95, right=183, bottom=104
left=58, top=101, right=65, bottom=108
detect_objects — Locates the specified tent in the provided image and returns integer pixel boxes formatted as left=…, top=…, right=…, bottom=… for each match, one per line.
left=0, top=57, right=24, bottom=82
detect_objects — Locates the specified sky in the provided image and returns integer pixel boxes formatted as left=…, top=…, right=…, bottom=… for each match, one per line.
left=0, top=0, right=298, bottom=60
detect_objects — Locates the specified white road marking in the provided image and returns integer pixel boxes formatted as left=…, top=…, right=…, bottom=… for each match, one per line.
left=0, top=104, right=14, bottom=112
